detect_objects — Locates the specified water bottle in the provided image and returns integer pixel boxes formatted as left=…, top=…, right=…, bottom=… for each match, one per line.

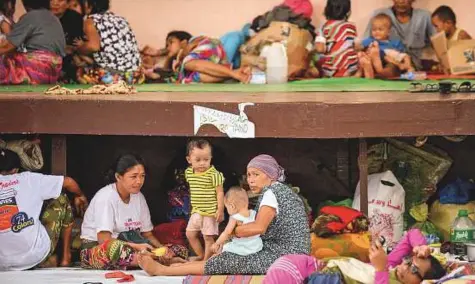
left=263, top=42, right=288, bottom=84
left=450, top=209, right=475, bottom=255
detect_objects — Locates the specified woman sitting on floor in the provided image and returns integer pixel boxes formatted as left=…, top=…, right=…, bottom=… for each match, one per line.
left=73, top=0, right=144, bottom=84
left=138, top=154, right=310, bottom=276
left=166, top=30, right=250, bottom=84
left=0, top=149, right=88, bottom=270
left=80, top=154, right=187, bottom=270
left=0, top=0, right=65, bottom=85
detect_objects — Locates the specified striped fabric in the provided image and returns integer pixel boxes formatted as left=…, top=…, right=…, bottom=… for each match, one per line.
left=185, top=166, right=224, bottom=216
left=318, top=20, right=359, bottom=78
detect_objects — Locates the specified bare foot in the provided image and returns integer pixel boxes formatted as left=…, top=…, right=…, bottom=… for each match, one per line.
left=138, top=255, right=165, bottom=276
left=60, top=254, right=71, bottom=267
left=39, top=255, right=58, bottom=268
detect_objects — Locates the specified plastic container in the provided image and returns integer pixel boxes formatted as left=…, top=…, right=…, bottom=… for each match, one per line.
left=450, top=209, right=474, bottom=255
left=262, top=43, right=288, bottom=84
left=400, top=71, right=427, bottom=81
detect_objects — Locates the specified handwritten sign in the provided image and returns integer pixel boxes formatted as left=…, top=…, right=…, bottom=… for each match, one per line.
left=193, top=103, right=255, bottom=138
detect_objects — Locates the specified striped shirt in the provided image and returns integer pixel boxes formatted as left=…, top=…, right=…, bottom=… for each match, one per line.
left=185, top=166, right=224, bottom=216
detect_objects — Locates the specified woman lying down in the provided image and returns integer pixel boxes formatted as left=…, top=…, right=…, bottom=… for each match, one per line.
left=263, top=229, right=446, bottom=284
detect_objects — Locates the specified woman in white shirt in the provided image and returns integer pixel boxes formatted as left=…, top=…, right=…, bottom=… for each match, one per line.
left=0, top=149, right=88, bottom=270
left=80, top=153, right=186, bottom=270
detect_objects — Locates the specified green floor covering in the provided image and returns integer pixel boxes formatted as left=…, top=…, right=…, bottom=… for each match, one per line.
left=0, top=78, right=473, bottom=93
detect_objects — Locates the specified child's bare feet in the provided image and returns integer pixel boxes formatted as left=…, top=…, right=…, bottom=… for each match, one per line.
left=60, top=253, right=71, bottom=267
left=233, top=67, right=251, bottom=83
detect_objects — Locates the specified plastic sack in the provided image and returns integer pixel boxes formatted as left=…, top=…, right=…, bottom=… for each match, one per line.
left=430, top=200, right=475, bottom=241
left=367, top=138, right=453, bottom=226
left=353, top=170, right=405, bottom=248
left=439, top=178, right=475, bottom=205
left=409, top=203, right=442, bottom=243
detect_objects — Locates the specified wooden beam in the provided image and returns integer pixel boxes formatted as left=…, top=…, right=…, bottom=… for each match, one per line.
left=51, top=135, right=67, bottom=175
left=358, top=138, right=369, bottom=216
left=1, top=92, right=475, bottom=138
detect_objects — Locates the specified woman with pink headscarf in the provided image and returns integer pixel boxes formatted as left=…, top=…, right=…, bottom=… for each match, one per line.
left=137, top=154, right=310, bottom=276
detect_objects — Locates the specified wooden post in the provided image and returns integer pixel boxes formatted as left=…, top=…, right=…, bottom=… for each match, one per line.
left=358, top=138, right=369, bottom=216
left=51, top=135, right=67, bottom=175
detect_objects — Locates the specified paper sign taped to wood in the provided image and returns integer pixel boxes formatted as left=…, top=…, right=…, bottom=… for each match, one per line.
left=193, top=103, right=255, bottom=138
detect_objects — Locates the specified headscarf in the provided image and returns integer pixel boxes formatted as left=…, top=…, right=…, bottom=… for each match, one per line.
left=282, top=0, right=313, bottom=19
left=247, top=154, right=286, bottom=182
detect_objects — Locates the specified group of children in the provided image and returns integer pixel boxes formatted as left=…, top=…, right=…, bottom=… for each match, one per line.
left=184, top=139, right=263, bottom=261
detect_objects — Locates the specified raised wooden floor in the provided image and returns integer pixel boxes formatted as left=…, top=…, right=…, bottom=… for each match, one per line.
left=1, top=91, right=474, bottom=138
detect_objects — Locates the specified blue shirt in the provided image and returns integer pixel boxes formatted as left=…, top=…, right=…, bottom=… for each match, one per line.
left=361, top=37, right=406, bottom=60
left=219, top=24, right=251, bottom=69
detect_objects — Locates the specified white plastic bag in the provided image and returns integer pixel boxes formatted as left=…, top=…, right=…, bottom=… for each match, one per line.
left=353, top=170, right=405, bottom=248
left=261, top=42, right=288, bottom=84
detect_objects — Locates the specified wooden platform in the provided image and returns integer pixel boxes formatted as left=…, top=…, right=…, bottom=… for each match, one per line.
left=1, top=91, right=475, bottom=138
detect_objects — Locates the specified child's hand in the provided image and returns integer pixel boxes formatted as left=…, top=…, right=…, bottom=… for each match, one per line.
left=413, top=246, right=431, bottom=258
left=211, top=243, right=223, bottom=254
left=369, top=241, right=388, bottom=272
left=215, top=210, right=224, bottom=223
left=73, top=38, right=84, bottom=47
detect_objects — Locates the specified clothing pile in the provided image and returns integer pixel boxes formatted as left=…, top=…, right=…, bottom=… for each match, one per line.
left=250, top=5, right=316, bottom=40
left=310, top=206, right=371, bottom=262
left=44, top=81, right=137, bottom=95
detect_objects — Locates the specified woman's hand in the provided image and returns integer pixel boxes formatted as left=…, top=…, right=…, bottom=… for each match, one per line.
left=369, top=241, right=388, bottom=272
left=211, top=243, right=223, bottom=254
left=413, top=246, right=431, bottom=258
left=172, top=49, right=184, bottom=72
left=73, top=194, right=88, bottom=216
left=128, top=242, right=154, bottom=252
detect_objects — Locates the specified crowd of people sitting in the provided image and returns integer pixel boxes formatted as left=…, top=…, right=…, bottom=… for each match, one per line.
left=0, top=0, right=472, bottom=85
left=0, top=138, right=448, bottom=283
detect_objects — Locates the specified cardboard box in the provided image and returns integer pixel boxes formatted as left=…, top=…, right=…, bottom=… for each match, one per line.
left=431, top=31, right=475, bottom=75
left=241, top=21, right=313, bottom=78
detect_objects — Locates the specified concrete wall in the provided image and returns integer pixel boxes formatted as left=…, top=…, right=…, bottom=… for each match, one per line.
left=15, top=0, right=475, bottom=46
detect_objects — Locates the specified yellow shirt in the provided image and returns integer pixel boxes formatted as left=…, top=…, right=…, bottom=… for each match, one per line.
left=185, top=166, right=224, bottom=216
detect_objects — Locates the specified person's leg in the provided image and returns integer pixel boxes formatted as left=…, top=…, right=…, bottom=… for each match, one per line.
left=39, top=194, right=73, bottom=268
left=139, top=255, right=205, bottom=276
left=186, top=213, right=204, bottom=260
left=201, top=216, right=219, bottom=261
left=80, top=239, right=136, bottom=270
left=60, top=224, right=73, bottom=267
left=203, top=235, right=215, bottom=261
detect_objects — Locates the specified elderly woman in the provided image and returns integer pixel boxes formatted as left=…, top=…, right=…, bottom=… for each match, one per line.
left=73, top=0, right=144, bottom=84
left=138, top=154, right=310, bottom=275
left=365, top=0, right=435, bottom=70
left=0, top=0, right=65, bottom=84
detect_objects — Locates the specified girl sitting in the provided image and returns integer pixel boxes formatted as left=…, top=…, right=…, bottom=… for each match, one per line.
left=73, top=0, right=144, bottom=84
left=314, top=0, right=359, bottom=78
left=0, top=0, right=65, bottom=84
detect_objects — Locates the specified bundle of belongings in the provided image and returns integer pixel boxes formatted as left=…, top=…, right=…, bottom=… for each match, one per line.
left=311, top=206, right=371, bottom=262
left=240, top=5, right=316, bottom=79
left=0, top=139, right=44, bottom=171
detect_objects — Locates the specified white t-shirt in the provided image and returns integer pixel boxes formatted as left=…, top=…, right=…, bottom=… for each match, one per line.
left=0, top=172, right=64, bottom=271
left=81, top=183, right=154, bottom=241
left=259, top=188, right=279, bottom=215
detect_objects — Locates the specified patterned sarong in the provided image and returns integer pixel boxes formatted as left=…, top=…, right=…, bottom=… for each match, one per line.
left=0, top=50, right=63, bottom=84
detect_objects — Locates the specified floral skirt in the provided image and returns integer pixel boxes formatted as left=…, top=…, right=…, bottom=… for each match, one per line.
left=0, top=50, right=62, bottom=85
left=80, top=239, right=188, bottom=270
